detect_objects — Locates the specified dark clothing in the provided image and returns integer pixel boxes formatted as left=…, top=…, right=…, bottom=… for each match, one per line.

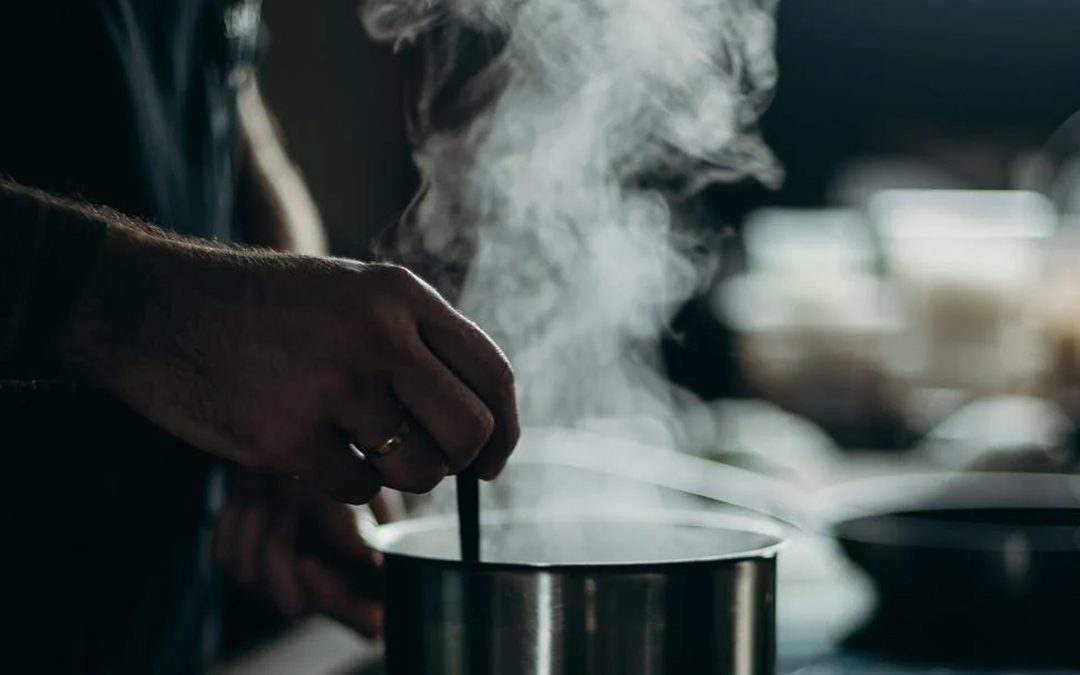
left=1, top=0, right=259, bottom=370
left=0, top=186, right=109, bottom=378
left=0, top=1, right=260, bottom=672
left=2, top=382, right=225, bottom=675
left=0, top=0, right=258, bottom=239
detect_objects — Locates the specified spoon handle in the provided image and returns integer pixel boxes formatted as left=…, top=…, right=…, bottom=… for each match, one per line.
left=457, top=469, right=481, bottom=562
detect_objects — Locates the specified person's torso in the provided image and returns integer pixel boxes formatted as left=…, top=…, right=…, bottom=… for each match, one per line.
left=0, top=0, right=261, bottom=239
left=0, top=2, right=260, bottom=671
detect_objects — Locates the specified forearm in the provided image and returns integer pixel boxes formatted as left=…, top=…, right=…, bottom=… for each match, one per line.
left=0, top=180, right=519, bottom=497
left=235, top=76, right=328, bottom=256
left=0, top=181, right=110, bottom=378
left=0, top=180, right=261, bottom=382
left=56, top=214, right=256, bottom=396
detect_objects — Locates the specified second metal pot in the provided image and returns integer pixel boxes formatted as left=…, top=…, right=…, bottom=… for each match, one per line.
left=373, top=511, right=782, bottom=675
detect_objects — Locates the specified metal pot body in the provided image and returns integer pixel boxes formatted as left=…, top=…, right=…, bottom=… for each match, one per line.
left=383, top=547, right=776, bottom=675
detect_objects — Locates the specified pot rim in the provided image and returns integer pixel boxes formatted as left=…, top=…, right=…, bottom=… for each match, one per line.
left=368, top=508, right=786, bottom=572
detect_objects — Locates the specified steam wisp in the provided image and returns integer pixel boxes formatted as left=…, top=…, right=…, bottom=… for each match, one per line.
left=361, top=0, right=782, bottom=513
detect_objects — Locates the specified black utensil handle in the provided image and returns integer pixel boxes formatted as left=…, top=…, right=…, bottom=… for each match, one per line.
left=456, top=469, right=480, bottom=562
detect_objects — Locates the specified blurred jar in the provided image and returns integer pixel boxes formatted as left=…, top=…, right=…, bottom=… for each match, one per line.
left=1039, top=222, right=1080, bottom=431
left=718, top=209, right=908, bottom=447
left=871, top=190, right=1055, bottom=397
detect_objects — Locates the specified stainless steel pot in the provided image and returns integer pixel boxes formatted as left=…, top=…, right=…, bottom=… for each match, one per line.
left=371, top=511, right=783, bottom=675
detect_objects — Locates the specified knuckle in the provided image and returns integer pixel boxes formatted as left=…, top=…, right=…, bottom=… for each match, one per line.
left=393, top=459, right=448, bottom=494
left=365, top=263, right=421, bottom=294
left=358, top=311, right=420, bottom=372
left=503, top=416, right=522, bottom=450
left=378, top=332, right=418, bottom=370
left=452, top=406, right=495, bottom=461
left=492, top=358, right=516, bottom=400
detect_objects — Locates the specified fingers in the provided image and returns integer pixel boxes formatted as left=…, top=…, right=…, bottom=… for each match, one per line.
left=212, top=498, right=242, bottom=567
left=263, top=522, right=305, bottom=617
left=213, top=473, right=267, bottom=584
left=391, top=349, right=495, bottom=474
left=299, top=557, right=385, bottom=638
left=302, top=496, right=385, bottom=603
left=213, top=476, right=387, bottom=627
left=419, top=311, right=520, bottom=480
left=310, top=496, right=382, bottom=565
left=369, top=489, right=407, bottom=524
left=337, top=386, right=449, bottom=494
left=298, top=430, right=382, bottom=505
left=364, top=422, right=449, bottom=494
left=234, top=505, right=269, bottom=587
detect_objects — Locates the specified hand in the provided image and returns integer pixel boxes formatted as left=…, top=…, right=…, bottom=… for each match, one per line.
left=60, top=224, right=520, bottom=503
left=214, top=472, right=388, bottom=637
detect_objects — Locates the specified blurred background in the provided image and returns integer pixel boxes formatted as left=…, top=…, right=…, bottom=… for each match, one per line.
left=258, top=0, right=414, bottom=259
left=259, top=0, right=1080, bottom=460
left=225, top=2, right=1080, bottom=671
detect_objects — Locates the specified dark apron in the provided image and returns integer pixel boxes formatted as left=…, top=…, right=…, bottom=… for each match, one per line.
left=0, top=1, right=260, bottom=671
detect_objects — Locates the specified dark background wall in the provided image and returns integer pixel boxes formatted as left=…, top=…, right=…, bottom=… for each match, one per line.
left=704, top=0, right=1080, bottom=223
left=258, top=0, right=1080, bottom=253
left=258, top=0, right=415, bottom=258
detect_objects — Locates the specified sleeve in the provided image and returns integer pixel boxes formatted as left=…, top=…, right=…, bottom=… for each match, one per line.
left=0, top=183, right=108, bottom=378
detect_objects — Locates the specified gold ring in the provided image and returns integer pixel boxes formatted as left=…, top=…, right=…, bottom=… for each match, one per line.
left=364, top=420, right=410, bottom=458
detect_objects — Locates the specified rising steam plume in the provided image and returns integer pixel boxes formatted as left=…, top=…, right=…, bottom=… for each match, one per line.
left=361, top=0, right=782, bottom=453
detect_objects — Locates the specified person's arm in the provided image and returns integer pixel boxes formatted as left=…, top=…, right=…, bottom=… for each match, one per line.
left=0, top=180, right=109, bottom=378
left=234, top=75, right=328, bottom=256
left=0, top=180, right=519, bottom=503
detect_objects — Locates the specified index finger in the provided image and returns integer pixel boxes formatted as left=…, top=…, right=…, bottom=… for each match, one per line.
left=419, top=309, right=520, bottom=480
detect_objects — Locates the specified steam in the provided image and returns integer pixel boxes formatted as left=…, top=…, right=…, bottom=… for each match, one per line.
left=361, top=0, right=781, bottom=453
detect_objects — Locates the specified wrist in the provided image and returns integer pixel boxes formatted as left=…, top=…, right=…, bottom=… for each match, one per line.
left=56, top=222, right=239, bottom=392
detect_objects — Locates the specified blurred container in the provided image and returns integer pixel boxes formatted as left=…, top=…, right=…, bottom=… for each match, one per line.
left=915, top=395, right=1072, bottom=472
left=1032, top=109, right=1080, bottom=215
left=720, top=208, right=908, bottom=447
left=742, top=208, right=876, bottom=277
left=870, top=190, right=1055, bottom=396
left=1037, top=222, right=1080, bottom=432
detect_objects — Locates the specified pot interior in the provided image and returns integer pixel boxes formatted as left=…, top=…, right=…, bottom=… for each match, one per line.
left=375, top=512, right=783, bottom=567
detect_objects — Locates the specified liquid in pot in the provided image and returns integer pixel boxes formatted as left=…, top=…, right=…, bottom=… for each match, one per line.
left=381, top=519, right=781, bottom=566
